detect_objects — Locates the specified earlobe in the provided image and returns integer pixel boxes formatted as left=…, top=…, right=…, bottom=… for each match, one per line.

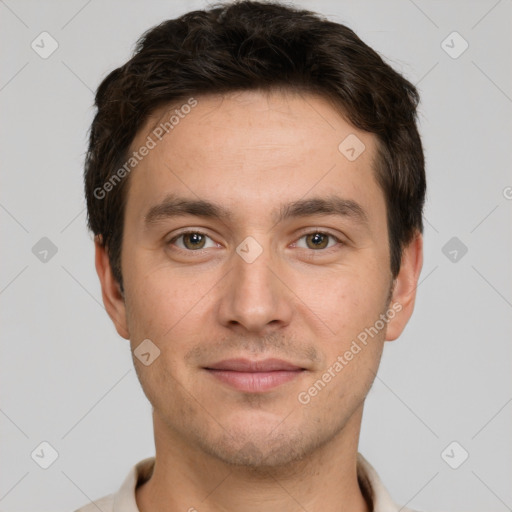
left=94, top=237, right=130, bottom=340
left=385, top=232, right=423, bottom=341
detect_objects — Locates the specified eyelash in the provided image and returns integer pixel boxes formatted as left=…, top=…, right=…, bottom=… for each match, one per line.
left=167, top=230, right=343, bottom=252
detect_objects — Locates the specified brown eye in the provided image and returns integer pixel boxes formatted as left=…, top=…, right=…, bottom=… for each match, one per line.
left=305, top=232, right=329, bottom=249
left=170, top=232, right=216, bottom=250
left=182, top=232, right=206, bottom=250
left=295, top=232, right=340, bottom=251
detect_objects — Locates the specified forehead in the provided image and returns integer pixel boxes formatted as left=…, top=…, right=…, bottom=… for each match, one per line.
left=125, top=89, right=384, bottom=224
left=138, top=89, right=369, bottom=162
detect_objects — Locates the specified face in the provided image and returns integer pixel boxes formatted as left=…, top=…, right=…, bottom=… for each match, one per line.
left=96, top=89, right=422, bottom=468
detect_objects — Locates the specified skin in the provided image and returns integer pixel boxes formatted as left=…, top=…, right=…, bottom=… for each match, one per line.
left=95, top=89, right=423, bottom=512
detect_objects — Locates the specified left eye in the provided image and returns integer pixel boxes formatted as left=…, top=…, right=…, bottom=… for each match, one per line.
left=295, top=232, right=339, bottom=250
left=170, top=232, right=217, bottom=250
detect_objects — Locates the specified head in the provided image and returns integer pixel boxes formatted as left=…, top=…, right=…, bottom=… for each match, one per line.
left=86, top=1, right=425, bottom=468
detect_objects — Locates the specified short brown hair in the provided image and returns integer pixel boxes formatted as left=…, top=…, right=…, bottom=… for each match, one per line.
left=84, top=0, right=425, bottom=289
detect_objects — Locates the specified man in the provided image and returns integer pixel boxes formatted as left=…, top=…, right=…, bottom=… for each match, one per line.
left=79, top=1, right=425, bottom=511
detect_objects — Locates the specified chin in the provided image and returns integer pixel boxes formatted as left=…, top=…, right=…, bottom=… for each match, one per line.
left=192, top=413, right=340, bottom=471
left=201, top=432, right=311, bottom=469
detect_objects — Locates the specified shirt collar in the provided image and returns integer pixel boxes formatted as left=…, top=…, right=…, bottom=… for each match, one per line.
left=112, top=453, right=409, bottom=512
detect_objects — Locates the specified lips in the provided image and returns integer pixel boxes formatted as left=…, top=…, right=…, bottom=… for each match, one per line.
left=206, top=358, right=303, bottom=372
left=204, top=358, right=305, bottom=393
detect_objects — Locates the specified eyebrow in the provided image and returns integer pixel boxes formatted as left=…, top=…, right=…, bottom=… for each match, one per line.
left=144, top=194, right=368, bottom=228
left=144, top=195, right=232, bottom=227
left=275, top=196, right=368, bottom=225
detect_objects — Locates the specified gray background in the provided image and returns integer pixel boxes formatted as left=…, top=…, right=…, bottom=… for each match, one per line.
left=1, top=0, right=511, bottom=511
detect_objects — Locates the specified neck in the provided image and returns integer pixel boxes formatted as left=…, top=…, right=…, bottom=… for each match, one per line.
left=136, top=406, right=370, bottom=512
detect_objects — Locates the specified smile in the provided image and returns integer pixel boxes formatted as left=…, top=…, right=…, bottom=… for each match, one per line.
left=204, top=358, right=306, bottom=393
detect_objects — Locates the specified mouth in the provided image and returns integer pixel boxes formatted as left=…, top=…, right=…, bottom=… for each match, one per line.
left=203, top=358, right=306, bottom=393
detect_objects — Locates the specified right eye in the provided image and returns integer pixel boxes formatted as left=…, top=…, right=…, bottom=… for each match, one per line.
left=168, top=231, right=218, bottom=251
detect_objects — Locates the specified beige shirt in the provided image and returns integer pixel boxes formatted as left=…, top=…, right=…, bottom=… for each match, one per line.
left=74, top=453, right=416, bottom=512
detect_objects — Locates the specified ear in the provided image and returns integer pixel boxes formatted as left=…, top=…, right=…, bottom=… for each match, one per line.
left=95, top=236, right=130, bottom=340
left=385, top=232, right=423, bottom=341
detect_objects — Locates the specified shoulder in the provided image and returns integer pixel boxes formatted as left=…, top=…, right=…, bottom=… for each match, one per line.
left=73, top=493, right=114, bottom=512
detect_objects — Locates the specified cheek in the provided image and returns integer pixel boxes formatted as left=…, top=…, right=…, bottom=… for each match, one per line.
left=124, top=252, right=209, bottom=336
left=123, top=260, right=223, bottom=380
left=124, top=269, right=203, bottom=397
left=294, top=265, right=390, bottom=340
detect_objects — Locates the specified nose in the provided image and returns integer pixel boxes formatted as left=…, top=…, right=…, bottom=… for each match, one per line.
left=217, top=243, right=293, bottom=334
